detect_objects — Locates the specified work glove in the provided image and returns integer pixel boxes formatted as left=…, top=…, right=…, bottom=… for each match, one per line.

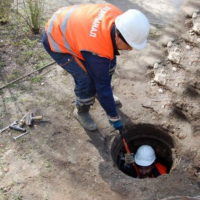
left=108, top=116, right=123, bottom=130
left=124, top=153, right=134, bottom=164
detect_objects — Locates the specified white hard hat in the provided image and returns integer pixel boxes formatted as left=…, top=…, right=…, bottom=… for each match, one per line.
left=115, top=9, right=150, bottom=50
left=134, top=145, right=156, bottom=167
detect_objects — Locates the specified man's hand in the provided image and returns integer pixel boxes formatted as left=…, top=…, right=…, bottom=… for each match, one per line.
left=108, top=116, right=123, bottom=130
left=125, top=153, right=134, bottom=164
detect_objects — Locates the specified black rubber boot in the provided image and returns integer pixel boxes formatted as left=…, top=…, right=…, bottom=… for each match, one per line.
left=73, top=105, right=97, bottom=131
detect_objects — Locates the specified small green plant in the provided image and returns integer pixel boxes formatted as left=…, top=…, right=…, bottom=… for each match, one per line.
left=0, top=59, right=6, bottom=69
left=31, top=75, right=43, bottom=83
left=0, top=0, right=13, bottom=24
left=16, top=49, right=34, bottom=65
left=0, top=54, right=6, bottom=69
left=14, top=194, right=23, bottom=200
left=44, top=161, right=52, bottom=169
left=23, top=0, right=44, bottom=34
left=33, top=59, right=50, bottom=69
left=4, top=96, right=18, bottom=103
left=21, top=38, right=38, bottom=48
left=7, top=70, right=22, bottom=81
left=33, top=62, right=45, bottom=70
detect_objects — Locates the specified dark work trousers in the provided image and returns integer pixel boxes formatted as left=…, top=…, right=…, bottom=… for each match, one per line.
left=41, top=32, right=96, bottom=106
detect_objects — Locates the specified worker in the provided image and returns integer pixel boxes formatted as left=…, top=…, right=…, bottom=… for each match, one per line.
left=120, top=145, right=167, bottom=178
left=42, top=3, right=150, bottom=131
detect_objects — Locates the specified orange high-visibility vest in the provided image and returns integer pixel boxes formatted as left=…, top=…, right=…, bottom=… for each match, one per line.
left=45, top=4, right=122, bottom=60
left=155, top=163, right=167, bottom=175
left=134, top=163, right=167, bottom=178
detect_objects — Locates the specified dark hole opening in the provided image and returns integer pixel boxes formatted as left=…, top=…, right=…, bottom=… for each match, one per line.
left=111, top=124, right=174, bottom=179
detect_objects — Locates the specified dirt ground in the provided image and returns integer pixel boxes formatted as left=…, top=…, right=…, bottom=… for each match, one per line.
left=0, top=0, right=200, bottom=200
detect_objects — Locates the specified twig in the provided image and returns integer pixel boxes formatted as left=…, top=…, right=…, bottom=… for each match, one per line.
left=0, top=61, right=55, bottom=91
left=141, top=104, right=159, bottom=114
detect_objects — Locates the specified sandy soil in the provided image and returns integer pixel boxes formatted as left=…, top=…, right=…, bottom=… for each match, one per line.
left=0, top=0, right=200, bottom=200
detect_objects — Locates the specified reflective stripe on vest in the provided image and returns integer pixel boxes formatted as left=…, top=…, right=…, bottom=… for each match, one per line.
left=46, top=5, right=79, bottom=55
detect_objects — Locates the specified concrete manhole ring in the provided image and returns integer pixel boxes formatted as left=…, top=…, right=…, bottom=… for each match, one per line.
left=111, top=123, right=174, bottom=178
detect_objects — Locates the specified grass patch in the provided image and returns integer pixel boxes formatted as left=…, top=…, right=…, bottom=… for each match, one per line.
left=21, top=38, right=38, bottom=48
left=33, top=61, right=45, bottom=70
left=14, top=194, right=23, bottom=200
left=44, top=161, right=52, bottom=169
left=31, top=75, right=43, bottom=83
left=0, top=56, right=6, bottom=69
left=16, top=49, right=35, bottom=65
left=37, top=50, right=51, bottom=61
left=0, top=60, right=6, bottom=69
left=0, top=0, right=12, bottom=24
left=0, top=120, right=3, bottom=129
left=4, top=96, right=18, bottom=103
left=33, top=59, right=50, bottom=69
left=6, top=83, right=19, bottom=89
left=7, top=71, right=22, bottom=82
left=0, top=190, right=8, bottom=200
left=0, top=8, right=51, bottom=68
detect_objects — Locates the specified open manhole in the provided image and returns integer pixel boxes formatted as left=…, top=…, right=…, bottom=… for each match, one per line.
left=111, top=124, right=174, bottom=179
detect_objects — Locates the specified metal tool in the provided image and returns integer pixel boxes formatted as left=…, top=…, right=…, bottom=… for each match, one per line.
left=0, top=114, right=28, bottom=134
left=18, top=113, right=28, bottom=127
left=8, top=114, right=28, bottom=132
left=0, top=121, right=18, bottom=134
left=12, top=113, right=30, bottom=132
left=13, top=131, right=29, bottom=140
left=9, top=124, right=26, bottom=132
left=119, top=129, right=139, bottom=174
left=25, top=113, right=43, bottom=126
